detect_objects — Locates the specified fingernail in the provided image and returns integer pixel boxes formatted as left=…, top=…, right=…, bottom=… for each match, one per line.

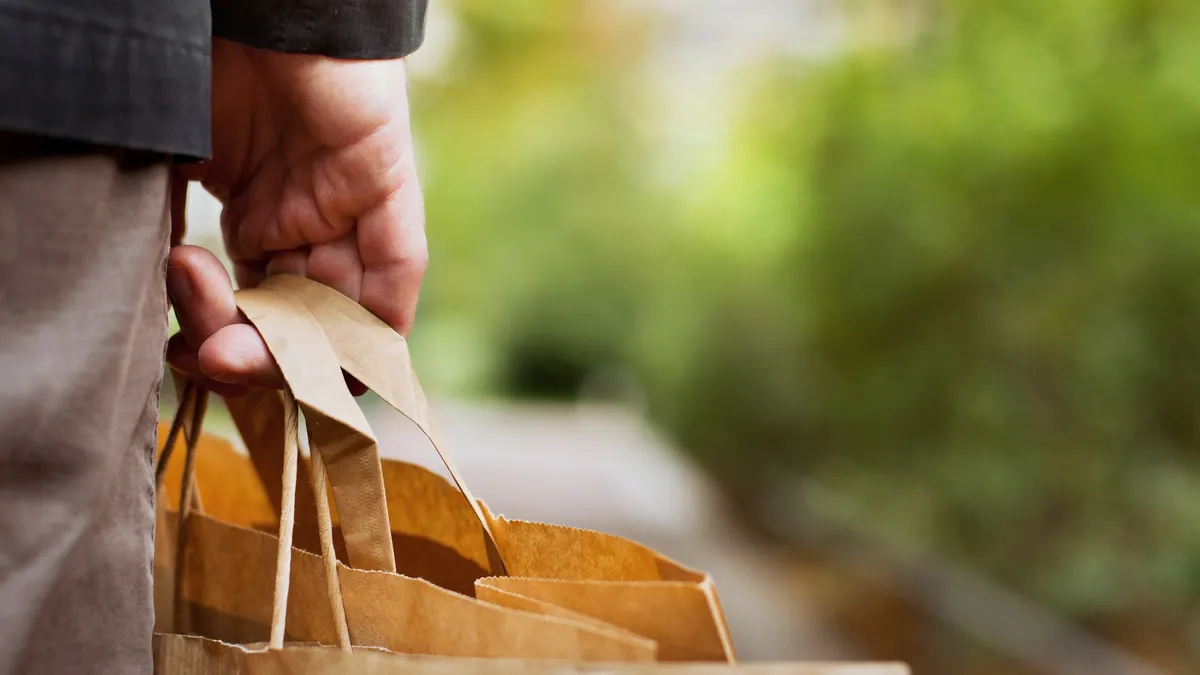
left=166, top=264, right=192, bottom=305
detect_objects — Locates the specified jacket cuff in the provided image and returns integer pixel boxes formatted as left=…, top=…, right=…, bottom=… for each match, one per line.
left=212, top=0, right=427, bottom=59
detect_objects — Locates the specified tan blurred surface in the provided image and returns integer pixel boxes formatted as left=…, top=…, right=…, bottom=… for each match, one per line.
left=366, top=398, right=855, bottom=662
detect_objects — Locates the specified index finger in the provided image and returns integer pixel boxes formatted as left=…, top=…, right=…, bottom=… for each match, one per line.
left=167, top=245, right=283, bottom=388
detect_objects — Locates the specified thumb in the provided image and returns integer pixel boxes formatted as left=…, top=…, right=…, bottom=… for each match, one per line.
left=167, top=245, right=283, bottom=389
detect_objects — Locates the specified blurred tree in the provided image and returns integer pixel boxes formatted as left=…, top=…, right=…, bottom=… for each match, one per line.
left=407, top=0, right=1200, bottom=663
left=638, top=0, right=1200, bottom=650
left=408, top=0, right=666, bottom=398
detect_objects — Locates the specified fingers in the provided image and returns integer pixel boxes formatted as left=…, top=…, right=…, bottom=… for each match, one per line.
left=167, top=243, right=373, bottom=395
left=233, top=260, right=267, bottom=290
left=356, top=167, right=427, bottom=337
left=166, top=334, right=248, bottom=397
left=166, top=245, right=283, bottom=389
left=197, top=324, right=281, bottom=389
left=221, top=56, right=410, bottom=264
left=284, top=236, right=369, bottom=395
left=306, top=234, right=362, bottom=301
left=168, top=246, right=240, bottom=347
left=221, top=161, right=282, bottom=267
left=264, top=248, right=309, bottom=278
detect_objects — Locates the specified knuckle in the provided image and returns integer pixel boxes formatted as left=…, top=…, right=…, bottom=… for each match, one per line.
left=407, top=242, right=429, bottom=275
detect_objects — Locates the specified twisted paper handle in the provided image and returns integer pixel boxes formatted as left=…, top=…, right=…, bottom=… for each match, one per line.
left=157, top=385, right=352, bottom=651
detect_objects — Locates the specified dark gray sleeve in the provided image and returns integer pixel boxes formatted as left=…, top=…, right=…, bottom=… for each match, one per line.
left=211, top=0, right=427, bottom=59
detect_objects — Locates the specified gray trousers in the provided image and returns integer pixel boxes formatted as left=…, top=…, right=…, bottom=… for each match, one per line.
left=0, top=135, right=170, bottom=675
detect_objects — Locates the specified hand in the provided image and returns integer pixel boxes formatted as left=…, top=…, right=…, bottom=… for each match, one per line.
left=167, top=38, right=426, bottom=393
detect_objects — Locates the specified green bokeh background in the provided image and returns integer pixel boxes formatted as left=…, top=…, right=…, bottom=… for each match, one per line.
left=402, top=0, right=1200, bottom=661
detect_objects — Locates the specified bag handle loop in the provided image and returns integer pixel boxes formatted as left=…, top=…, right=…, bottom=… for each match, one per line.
left=155, top=381, right=208, bottom=633
left=233, top=285, right=397, bottom=573
left=238, top=274, right=507, bottom=575
left=158, top=385, right=353, bottom=651
left=270, top=388, right=352, bottom=650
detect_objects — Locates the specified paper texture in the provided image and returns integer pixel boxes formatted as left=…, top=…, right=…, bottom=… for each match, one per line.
left=235, top=286, right=396, bottom=573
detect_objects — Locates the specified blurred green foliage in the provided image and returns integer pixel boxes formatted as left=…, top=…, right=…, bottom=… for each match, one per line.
left=408, top=0, right=669, bottom=397
left=650, top=0, right=1200, bottom=624
left=410, top=0, right=1200, bottom=629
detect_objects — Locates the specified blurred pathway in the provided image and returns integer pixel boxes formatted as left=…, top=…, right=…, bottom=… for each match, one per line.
left=365, top=398, right=854, bottom=661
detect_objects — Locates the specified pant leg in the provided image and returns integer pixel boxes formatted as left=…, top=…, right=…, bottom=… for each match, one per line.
left=0, top=135, right=171, bottom=675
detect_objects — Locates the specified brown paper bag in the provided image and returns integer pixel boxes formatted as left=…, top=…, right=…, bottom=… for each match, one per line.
left=157, top=477, right=899, bottom=674
left=157, top=283, right=656, bottom=662
left=153, top=420, right=494, bottom=598
left=153, top=408, right=885, bottom=675
left=154, top=275, right=907, bottom=673
left=156, top=418, right=274, bottom=526
left=251, top=275, right=734, bottom=661
left=156, top=428, right=724, bottom=661
left=154, top=412, right=276, bottom=633
left=475, top=517, right=732, bottom=661
left=151, top=420, right=714, bottom=657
